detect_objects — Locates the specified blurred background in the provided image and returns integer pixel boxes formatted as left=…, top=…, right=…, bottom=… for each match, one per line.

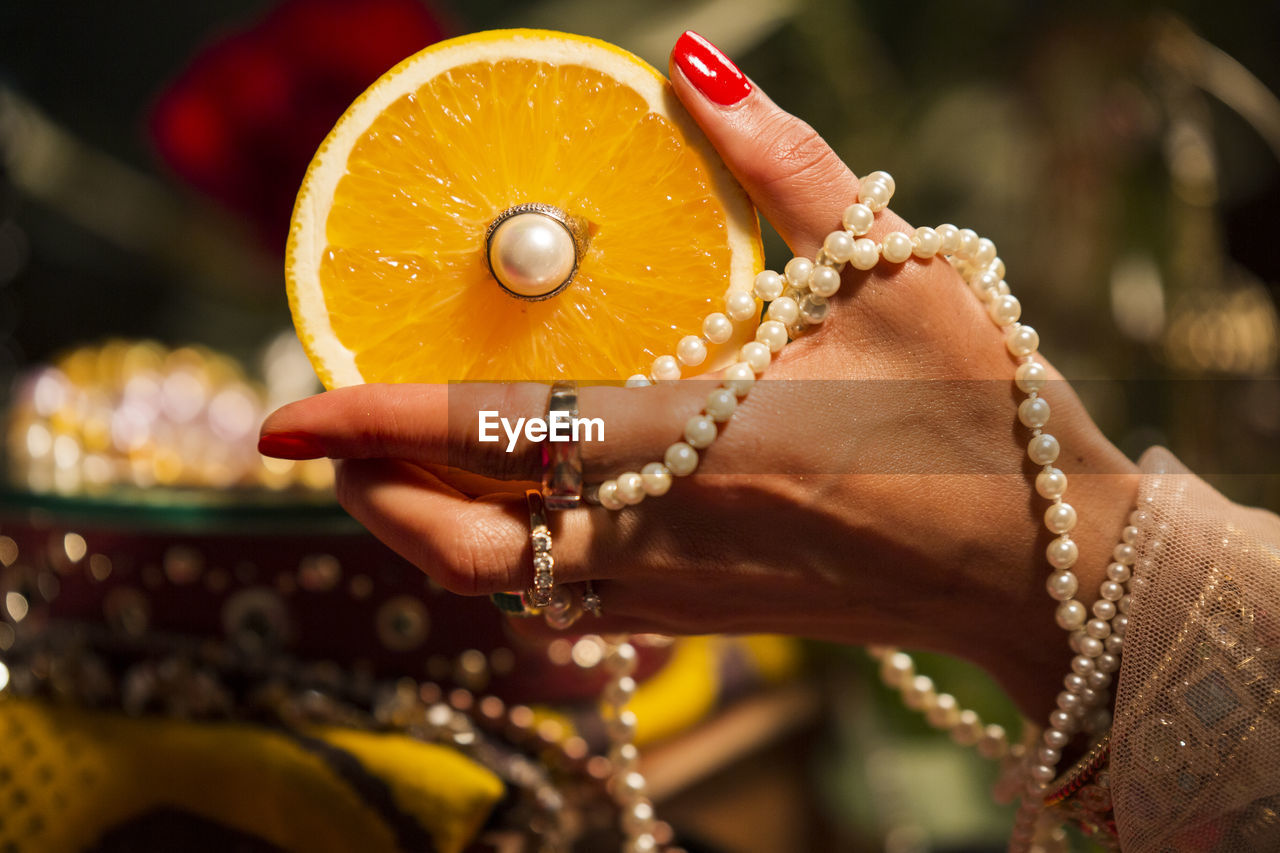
left=1, top=1, right=1278, bottom=851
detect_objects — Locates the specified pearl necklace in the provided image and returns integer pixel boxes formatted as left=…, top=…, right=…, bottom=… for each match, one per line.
left=589, top=171, right=1137, bottom=844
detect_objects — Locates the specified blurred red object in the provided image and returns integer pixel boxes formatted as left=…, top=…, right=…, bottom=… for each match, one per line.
left=150, top=0, right=449, bottom=251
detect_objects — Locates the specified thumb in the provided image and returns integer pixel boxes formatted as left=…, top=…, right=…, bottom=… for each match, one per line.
left=669, top=31, right=894, bottom=256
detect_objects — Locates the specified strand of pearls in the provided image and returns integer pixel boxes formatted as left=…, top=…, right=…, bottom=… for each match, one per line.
left=588, top=171, right=1141, bottom=846
left=599, top=638, right=657, bottom=853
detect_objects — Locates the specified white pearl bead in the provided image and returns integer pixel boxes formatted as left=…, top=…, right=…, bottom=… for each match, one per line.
left=864, top=170, right=895, bottom=194
left=753, top=270, right=785, bottom=301
left=1057, top=690, right=1081, bottom=712
left=996, top=279, right=1011, bottom=295
left=1113, top=614, right=1128, bottom=636
left=901, top=674, right=935, bottom=710
left=990, top=257, right=1006, bottom=279
left=1099, top=580, right=1124, bottom=601
left=977, top=724, right=1008, bottom=759
left=1095, top=653, right=1120, bottom=673
left=1077, top=635, right=1104, bottom=658
left=1029, top=764, right=1055, bottom=784
left=1070, top=654, right=1095, bottom=675
left=1028, top=434, right=1060, bottom=466
left=705, top=388, right=737, bottom=422
left=1056, top=600, right=1086, bottom=630
left=1068, top=630, right=1085, bottom=653
left=823, top=231, right=856, bottom=264
left=971, top=270, right=1000, bottom=300
left=783, top=258, right=813, bottom=288
left=842, top=203, right=874, bottom=236
left=1044, top=501, right=1076, bottom=533
left=651, top=355, right=681, bottom=382
left=1018, top=396, right=1051, bottom=429
left=1087, top=670, right=1112, bottom=690
left=880, top=652, right=914, bottom=687
left=798, top=293, right=829, bottom=324
left=849, top=238, right=879, bottom=270
left=755, top=320, right=788, bottom=353
left=1037, top=746, right=1061, bottom=766
left=740, top=342, right=771, bottom=374
left=1086, top=618, right=1112, bottom=640
left=881, top=231, right=913, bottom=264
left=641, top=462, right=671, bottom=496
left=722, top=362, right=755, bottom=397
left=765, top=296, right=799, bottom=325
left=1006, top=324, right=1040, bottom=357
left=1046, top=571, right=1078, bottom=601
left=1043, top=729, right=1070, bottom=749
left=1079, top=687, right=1101, bottom=707
left=1048, top=709, right=1076, bottom=733
left=676, top=335, right=707, bottom=367
left=957, top=228, right=979, bottom=257
left=1122, top=525, right=1141, bottom=545
left=1113, top=543, right=1136, bottom=565
left=1106, top=562, right=1131, bottom=583
left=1047, top=536, right=1078, bottom=569
left=702, top=312, right=733, bottom=344
left=809, top=265, right=841, bottom=298
left=684, top=415, right=718, bottom=449
left=1129, top=508, right=1150, bottom=527
left=936, top=224, right=960, bottom=254
left=625, top=374, right=651, bottom=388
left=1064, top=673, right=1087, bottom=694
left=664, top=442, right=698, bottom=476
left=616, top=472, right=645, bottom=505
left=858, top=180, right=891, bottom=211
left=973, top=237, right=997, bottom=266
left=725, top=290, right=758, bottom=322
left=925, top=693, right=961, bottom=729
left=1014, top=360, right=1048, bottom=394
left=1119, top=594, right=1131, bottom=613
left=1105, top=635, right=1124, bottom=654
left=913, top=226, right=941, bottom=258
left=488, top=212, right=576, bottom=297
left=988, top=294, right=1021, bottom=326
left=1092, top=599, right=1116, bottom=620
left=950, top=709, right=983, bottom=746
left=1036, top=467, right=1067, bottom=499
left=598, top=479, right=624, bottom=510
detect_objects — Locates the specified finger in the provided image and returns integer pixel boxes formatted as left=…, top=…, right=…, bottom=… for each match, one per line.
left=334, top=457, right=612, bottom=595
left=260, top=380, right=714, bottom=483
left=669, top=31, right=906, bottom=255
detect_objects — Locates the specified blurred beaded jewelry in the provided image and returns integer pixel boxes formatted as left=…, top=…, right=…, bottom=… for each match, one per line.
left=589, top=171, right=1139, bottom=848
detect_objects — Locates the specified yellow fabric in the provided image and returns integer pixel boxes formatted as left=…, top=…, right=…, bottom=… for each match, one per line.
left=0, top=696, right=503, bottom=853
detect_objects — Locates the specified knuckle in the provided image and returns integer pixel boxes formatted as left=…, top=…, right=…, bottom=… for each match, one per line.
left=747, top=116, right=844, bottom=192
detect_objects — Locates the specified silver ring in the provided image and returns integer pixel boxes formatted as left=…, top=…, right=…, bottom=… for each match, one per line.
left=526, top=489, right=555, bottom=608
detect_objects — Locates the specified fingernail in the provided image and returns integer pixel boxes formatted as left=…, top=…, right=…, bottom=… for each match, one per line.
left=258, top=431, right=325, bottom=459
left=673, top=31, right=751, bottom=106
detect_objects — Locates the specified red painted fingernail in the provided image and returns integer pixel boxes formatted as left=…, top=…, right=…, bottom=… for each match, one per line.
left=673, top=31, right=751, bottom=106
left=258, top=431, right=325, bottom=459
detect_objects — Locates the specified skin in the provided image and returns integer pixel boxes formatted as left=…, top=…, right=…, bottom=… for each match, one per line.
left=260, top=52, right=1141, bottom=723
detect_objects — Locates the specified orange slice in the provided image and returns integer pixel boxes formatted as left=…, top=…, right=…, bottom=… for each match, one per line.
left=287, top=29, right=763, bottom=387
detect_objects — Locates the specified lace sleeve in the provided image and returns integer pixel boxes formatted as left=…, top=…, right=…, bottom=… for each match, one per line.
left=1110, top=447, right=1280, bottom=851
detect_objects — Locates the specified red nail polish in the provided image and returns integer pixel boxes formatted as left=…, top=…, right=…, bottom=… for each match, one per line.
left=673, top=31, right=751, bottom=106
left=258, top=431, right=325, bottom=459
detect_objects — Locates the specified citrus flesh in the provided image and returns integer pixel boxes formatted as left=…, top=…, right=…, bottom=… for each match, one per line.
left=287, top=29, right=763, bottom=387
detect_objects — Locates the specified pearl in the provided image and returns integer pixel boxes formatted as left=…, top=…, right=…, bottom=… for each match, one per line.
left=971, top=270, right=1000, bottom=300
left=913, top=226, right=941, bottom=258
left=664, top=442, right=698, bottom=476
left=901, top=675, right=935, bottom=710
left=1077, top=635, right=1103, bottom=658
left=1043, top=729, right=1070, bottom=749
left=753, top=270, right=785, bottom=301
left=1018, top=396, right=1051, bottom=429
left=1029, top=764, right=1055, bottom=784
left=823, top=231, right=856, bottom=264
left=990, top=257, right=1006, bottom=278
left=849, top=238, right=880, bottom=270
left=1071, top=655, right=1095, bottom=675
left=1047, top=536, right=1078, bottom=569
left=858, top=180, right=891, bottom=211
left=1092, top=599, right=1116, bottom=620
left=1078, top=687, right=1101, bottom=707
left=950, top=709, right=983, bottom=746
left=1129, top=509, right=1150, bottom=527
left=1068, top=630, right=1085, bottom=653
left=640, top=462, right=671, bottom=496
left=1095, top=653, right=1120, bottom=673
left=1119, top=594, right=1132, bottom=613
left=740, top=342, right=771, bottom=373
left=842, top=203, right=874, bottom=236
left=703, top=312, right=733, bottom=344
left=487, top=211, right=576, bottom=298
left=926, top=693, right=962, bottom=729
left=1057, top=690, right=1081, bottom=712
left=676, top=335, right=707, bottom=367
left=1048, top=710, right=1076, bottom=732
left=1105, top=562, right=1131, bottom=583
left=616, top=472, right=645, bottom=505
left=936, top=224, right=960, bottom=254
left=755, top=321, right=788, bottom=353
left=705, top=388, right=738, bottom=422
left=1086, top=618, right=1111, bottom=640
left=864, top=170, right=895, bottom=194
left=783, top=258, right=814, bottom=288
left=1087, top=670, right=1112, bottom=690
left=1036, top=467, right=1067, bottom=499
left=598, top=480, right=624, bottom=511
left=957, top=228, right=979, bottom=257
left=1113, top=614, right=1128, bottom=635
left=1046, top=571, right=1078, bottom=601
left=1014, top=360, right=1048, bottom=393
left=1056, top=600, right=1086, bottom=630
left=809, top=265, right=842, bottom=298
left=1122, top=525, right=1141, bottom=545
left=977, top=724, right=1008, bottom=759
left=1113, top=543, right=1136, bottom=565
left=684, top=415, right=718, bottom=449
left=1105, top=635, right=1124, bottom=654
left=625, top=374, right=650, bottom=388
left=651, top=355, right=680, bottom=383
left=1064, top=673, right=1087, bottom=693
left=725, top=290, right=758, bottom=322
left=765, top=296, right=799, bottom=325
left=798, top=293, right=830, bottom=324
left=1044, top=501, right=1076, bottom=533
left=1006, top=324, right=1040, bottom=357
left=722, top=362, right=755, bottom=397
left=1028, top=434, right=1060, bottom=465
left=988, top=294, right=1021, bottom=326
left=880, top=652, right=914, bottom=688
left=881, top=232, right=913, bottom=264
left=1037, top=746, right=1061, bottom=766
left=973, top=237, right=997, bottom=266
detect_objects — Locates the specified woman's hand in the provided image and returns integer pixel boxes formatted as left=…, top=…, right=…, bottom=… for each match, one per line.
left=260, top=31, right=1139, bottom=719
